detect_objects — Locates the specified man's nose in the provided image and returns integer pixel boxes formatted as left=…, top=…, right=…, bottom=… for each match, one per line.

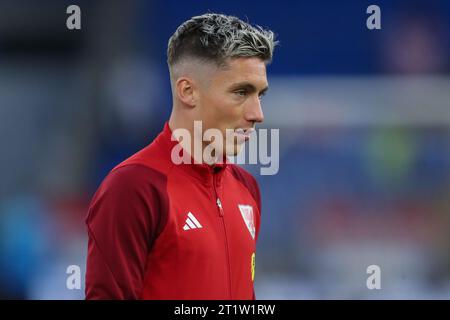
left=245, top=96, right=264, bottom=123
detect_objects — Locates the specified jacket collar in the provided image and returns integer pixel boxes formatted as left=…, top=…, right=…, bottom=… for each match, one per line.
left=156, top=122, right=228, bottom=187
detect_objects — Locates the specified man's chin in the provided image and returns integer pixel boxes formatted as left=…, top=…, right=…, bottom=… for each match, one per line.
left=225, top=143, right=244, bottom=157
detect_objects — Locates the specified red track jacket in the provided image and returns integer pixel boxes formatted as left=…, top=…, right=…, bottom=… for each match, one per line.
left=85, top=123, right=261, bottom=299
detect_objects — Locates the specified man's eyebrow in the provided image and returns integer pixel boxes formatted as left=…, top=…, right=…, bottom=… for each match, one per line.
left=229, top=82, right=269, bottom=94
left=259, top=86, right=269, bottom=95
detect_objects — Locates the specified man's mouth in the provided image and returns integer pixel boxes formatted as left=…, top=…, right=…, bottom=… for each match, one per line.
left=234, top=128, right=255, bottom=141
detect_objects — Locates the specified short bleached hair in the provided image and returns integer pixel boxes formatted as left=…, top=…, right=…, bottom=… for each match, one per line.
left=167, top=13, right=277, bottom=70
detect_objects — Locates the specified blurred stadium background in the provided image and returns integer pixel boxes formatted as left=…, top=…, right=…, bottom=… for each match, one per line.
left=0, top=0, right=449, bottom=299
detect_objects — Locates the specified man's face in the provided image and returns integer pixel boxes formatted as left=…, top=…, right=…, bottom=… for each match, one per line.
left=196, top=57, right=268, bottom=157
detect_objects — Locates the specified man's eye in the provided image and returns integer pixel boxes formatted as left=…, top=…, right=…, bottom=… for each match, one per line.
left=234, top=90, right=247, bottom=97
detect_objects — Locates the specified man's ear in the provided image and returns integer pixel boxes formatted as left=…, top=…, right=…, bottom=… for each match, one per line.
left=175, top=77, right=197, bottom=107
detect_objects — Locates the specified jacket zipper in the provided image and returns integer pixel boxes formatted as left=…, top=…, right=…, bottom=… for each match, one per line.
left=213, top=173, right=232, bottom=299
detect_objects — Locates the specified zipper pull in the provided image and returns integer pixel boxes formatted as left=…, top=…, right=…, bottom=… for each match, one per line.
left=216, top=198, right=224, bottom=216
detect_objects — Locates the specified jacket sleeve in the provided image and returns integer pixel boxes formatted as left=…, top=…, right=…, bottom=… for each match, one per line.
left=85, top=164, right=167, bottom=300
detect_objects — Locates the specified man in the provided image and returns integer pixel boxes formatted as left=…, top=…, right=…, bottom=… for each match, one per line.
left=85, top=13, right=276, bottom=299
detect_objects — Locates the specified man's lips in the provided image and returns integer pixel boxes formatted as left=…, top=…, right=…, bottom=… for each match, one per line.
left=234, top=128, right=255, bottom=140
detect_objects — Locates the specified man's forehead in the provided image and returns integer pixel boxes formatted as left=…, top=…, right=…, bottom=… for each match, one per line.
left=223, top=57, right=267, bottom=73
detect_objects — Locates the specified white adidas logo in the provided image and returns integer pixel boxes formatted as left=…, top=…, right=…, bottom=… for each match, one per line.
left=183, top=212, right=203, bottom=231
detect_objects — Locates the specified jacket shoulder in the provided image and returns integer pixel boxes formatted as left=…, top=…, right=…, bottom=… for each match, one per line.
left=87, top=163, right=169, bottom=236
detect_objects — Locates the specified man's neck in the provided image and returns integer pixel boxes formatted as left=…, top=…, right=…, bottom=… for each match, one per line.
left=168, top=114, right=223, bottom=166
